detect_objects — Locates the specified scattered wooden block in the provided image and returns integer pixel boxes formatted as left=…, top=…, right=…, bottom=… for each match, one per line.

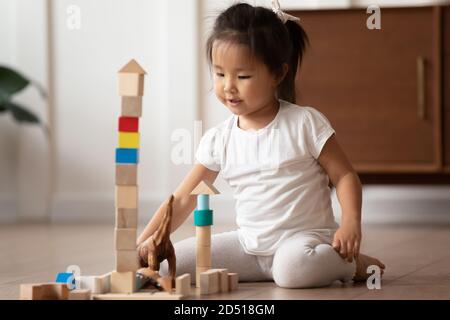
left=68, top=289, right=92, bottom=300
left=111, top=271, right=136, bottom=293
left=121, top=96, right=143, bottom=117
left=196, top=244, right=211, bottom=267
left=116, top=249, right=139, bottom=272
left=20, top=283, right=69, bottom=300
left=196, top=266, right=210, bottom=288
left=79, top=272, right=111, bottom=294
left=115, top=228, right=137, bottom=250
left=200, top=269, right=219, bottom=295
left=118, top=132, right=140, bottom=149
left=116, top=165, right=137, bottom=186
left=215, top=269, right=229, bottom=293
left=228, top=273, right=239, bottom=291
left=115, top=185, right=138, bottom=209
left=118, top=116, right=139, bottom=132
left=196, top=226, right=211, bottom=246
left=175, top=273, right=191, bottom=297
left=116, top=148, right=139, bottom=164
left=116, top=208, right=138, bottom=228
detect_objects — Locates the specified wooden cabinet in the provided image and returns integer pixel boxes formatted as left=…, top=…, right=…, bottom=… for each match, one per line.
left=292, top=6, right=449, bottom=176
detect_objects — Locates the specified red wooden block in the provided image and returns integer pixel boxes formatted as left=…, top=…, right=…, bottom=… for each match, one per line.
left=118, top=117, right=139, bottom=132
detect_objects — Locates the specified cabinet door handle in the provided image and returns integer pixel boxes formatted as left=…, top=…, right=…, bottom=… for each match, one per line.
left=416, top=56, right=426, bottom=120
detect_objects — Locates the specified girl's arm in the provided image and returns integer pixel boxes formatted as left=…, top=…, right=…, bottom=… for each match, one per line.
left=317, top=134, right=362, bottom=263
left=136, top=163, right=219, bottom=245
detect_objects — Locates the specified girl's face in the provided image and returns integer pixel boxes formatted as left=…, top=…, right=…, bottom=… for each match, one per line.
left=212, top=40, right=280, bottom=117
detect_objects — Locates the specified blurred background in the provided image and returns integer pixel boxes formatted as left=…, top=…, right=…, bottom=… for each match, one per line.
left=0, top=0, right=449, bottom=228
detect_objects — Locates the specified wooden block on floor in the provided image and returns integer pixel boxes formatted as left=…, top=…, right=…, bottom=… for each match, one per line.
left=118, top=132, right=140, bottom=149
left=116, top=165, right=137, bottom=186
left=21, top=283, right=69, bottom=300
left=214, top=268, right=229, bottom=293
left=68, top=289, right=91, bottom=300
left=111, top=271, right=136, bottom=293
left=196, top=266, right=210, bottom=288
left=115, top=228, right=137, bottom=250
left=228, top=273, right=239, bottom=291
left=115, top=185, right=138, bottom=209
left=175, top=274, right=191, bottom=297
left=80, top=272, right=111, bottom=294
left=200, top=269, right=220, bottom=295
left=196, top=244, right=211, bottom=266
left=196, top=226, right=211, bottom=246
left=116, top=250, right=139, bottom=272
left=116, top=208, right=138, bottom=229
left=93, top=291, right=184, bottom=300
left=118, top=116, right=139, bottom=132
left=121, top=96, right=142, bottom=117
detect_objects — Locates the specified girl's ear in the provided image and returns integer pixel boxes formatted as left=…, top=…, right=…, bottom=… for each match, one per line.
left=274, top=63, right=289, bottom=86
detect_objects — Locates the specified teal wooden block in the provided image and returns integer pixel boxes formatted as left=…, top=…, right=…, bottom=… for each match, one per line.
left=116, top=148, right=139, bottom=164
left=197, top=194, right=209, bottom=210
left=194, top=209, right=213, bottom=226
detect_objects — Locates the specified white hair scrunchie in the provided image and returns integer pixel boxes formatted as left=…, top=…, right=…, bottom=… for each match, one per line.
left=271, top=0, right=300, bottom=24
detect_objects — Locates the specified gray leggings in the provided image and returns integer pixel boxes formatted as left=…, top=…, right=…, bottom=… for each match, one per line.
left=160, top=230, right=356, bottom=288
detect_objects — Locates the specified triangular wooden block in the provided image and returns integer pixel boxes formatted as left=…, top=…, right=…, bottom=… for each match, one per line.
left=118, top=59, right=147, bottom=74
left=191, top=180, right=220, bottom=195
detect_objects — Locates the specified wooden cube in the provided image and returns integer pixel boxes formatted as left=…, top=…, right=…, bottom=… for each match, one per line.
left=118, top=116, right=139, bottom=132
left=111, top=271, right=136, bottom=293
left=21, top=283, right=69, bottom=300
left=175, top=274, right=191, bottom=297
left=116, top=148, right=139, bottom=164
left=80, top=272, right=111, bottom=294
left=196, top=266, right=210, bottom=288
left=121, top=96, right=142, bottom=117
left=118, top=73, right=144, bottom=96
left=116, top=208, right=138, bottom=229
left=68, top=289, right=91, bottom=300
left=200, top=269, right=219, bottom=295
left=118, top=132, right=140, bottom=149
left=115, top=228, right=137, bottom=250
left=20, top=284, right=43, bottom=300
left=116, top=250, right=139, bottom=272
left=196, top=244, right=211, bottom=267
left=196, top=226, right=211, bottom=246
left=215, top=269, right=229, bottom=292
left=116, top=165, right=137, bottom=186
left=228, top=273, right=239, bottom=291
left=115, top=185, right=138, bottom=209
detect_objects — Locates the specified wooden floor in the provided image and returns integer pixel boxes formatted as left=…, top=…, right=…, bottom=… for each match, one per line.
left=1, top=223, right=450, bottom=300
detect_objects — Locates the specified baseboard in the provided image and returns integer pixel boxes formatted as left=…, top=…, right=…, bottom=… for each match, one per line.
left=9, top=185, right=450, bottom=226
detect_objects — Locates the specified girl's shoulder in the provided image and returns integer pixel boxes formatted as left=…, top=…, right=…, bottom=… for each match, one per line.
left=279, top=99, right=325, bottom=123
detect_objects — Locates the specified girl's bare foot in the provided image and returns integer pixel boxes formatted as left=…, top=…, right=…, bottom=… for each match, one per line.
left=352, top=253, right=386, bottom=282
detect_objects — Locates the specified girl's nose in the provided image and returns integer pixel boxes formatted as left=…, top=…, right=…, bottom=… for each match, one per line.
left=224, top=78, right=237, bottom=93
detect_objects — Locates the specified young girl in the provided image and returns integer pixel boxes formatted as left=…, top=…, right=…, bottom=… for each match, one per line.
left=137, top=2, right=385, bottom=288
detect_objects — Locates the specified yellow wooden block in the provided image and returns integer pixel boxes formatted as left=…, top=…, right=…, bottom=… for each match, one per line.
left=116, top=208, right=138, bottom=229
left=111, top=271, right=136, bottom=293
left=115, top=185, right=138, bottom=209
left=118, top=132, right=140, bottom=149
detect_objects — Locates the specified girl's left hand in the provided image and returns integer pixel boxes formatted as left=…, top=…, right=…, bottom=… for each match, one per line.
left=332, top=220, right=362, bottom=263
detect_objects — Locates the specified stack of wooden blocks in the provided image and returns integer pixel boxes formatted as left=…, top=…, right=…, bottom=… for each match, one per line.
left=113, top=59, right=147, bottom=293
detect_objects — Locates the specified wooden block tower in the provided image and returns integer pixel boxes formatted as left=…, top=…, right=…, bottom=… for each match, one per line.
left=190, top=180, right=220, bottom=287
left=113, top=59, right=147, bottom=293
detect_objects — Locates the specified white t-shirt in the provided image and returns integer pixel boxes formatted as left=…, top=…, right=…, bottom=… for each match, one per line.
left=195, top=99, right=339, bottom=255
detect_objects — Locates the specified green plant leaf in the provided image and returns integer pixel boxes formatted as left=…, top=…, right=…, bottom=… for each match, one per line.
left=0, top=66, right=30, bottom=104
left=4, top=102, right=40, bottom=124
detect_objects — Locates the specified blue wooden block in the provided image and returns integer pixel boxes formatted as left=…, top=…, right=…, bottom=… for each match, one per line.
left=116, top=148, right=139, bottom=164
left=194, top=209, right=213, bottom=226
left=197, top=194, right=209, bottom=210
left=55, top=272, right=75, bottom=290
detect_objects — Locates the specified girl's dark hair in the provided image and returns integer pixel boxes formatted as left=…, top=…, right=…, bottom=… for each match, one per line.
left=206, top=2, right=309, bottom=104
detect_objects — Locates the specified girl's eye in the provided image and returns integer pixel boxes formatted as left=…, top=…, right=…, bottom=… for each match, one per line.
left=215, top=73, right=224, bottom=77
left=238, top=75, right=251, bottom=79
